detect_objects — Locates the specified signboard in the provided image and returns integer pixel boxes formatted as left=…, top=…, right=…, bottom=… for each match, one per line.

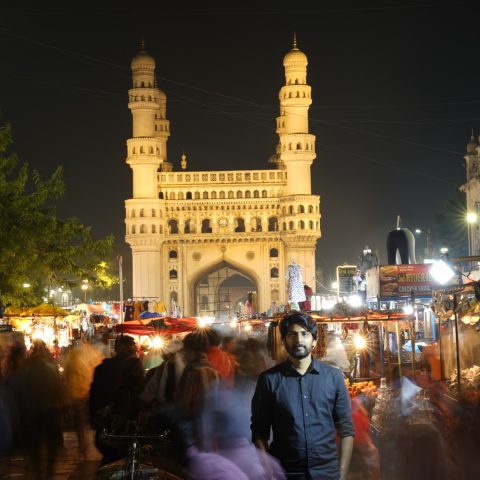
left=336, top=265, right=358, bottom=296
left=378, top=264, right=458, bottom=297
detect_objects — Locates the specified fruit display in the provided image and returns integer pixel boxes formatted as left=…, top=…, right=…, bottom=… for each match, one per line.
left=345, top=378, right=378, bottom=398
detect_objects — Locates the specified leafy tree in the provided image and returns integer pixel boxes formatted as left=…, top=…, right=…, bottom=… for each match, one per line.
left=0, top=121, right=115, bottom=307
left=433, top=188, right=468, bottom=258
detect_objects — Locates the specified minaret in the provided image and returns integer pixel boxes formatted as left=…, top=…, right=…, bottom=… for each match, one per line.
left=125, top=43, right=170, bottom=300
left=277, top=33, right=316, bottom=194
left=278, top=35, right=321, bottom=290
left=461, top=130, right=480, bottom=255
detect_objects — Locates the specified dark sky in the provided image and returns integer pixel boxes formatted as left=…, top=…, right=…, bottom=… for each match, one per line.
left=1, top=1, right=479, bottom=291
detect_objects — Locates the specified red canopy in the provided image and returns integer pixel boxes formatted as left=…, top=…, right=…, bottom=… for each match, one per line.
left=114, top=316, right=198, bottom=336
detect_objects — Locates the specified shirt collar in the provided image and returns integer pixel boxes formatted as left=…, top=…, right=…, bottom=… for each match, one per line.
left=284, top=357, right=320, bottom=376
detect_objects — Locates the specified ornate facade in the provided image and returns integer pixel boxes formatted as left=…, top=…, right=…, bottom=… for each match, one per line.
left=125, top=38, right=321, bottom=317
left=461, top=132, right=480, bottom=255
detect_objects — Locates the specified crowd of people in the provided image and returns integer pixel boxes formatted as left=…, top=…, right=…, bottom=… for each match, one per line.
left=0, top=312, right=479, bottom=479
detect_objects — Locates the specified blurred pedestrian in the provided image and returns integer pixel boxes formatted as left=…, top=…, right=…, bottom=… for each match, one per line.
left=89, top=334, right=144, bottom=465
left=63, top=342, right=103, bottom=458
left=23, top=339, right=63, bottom=479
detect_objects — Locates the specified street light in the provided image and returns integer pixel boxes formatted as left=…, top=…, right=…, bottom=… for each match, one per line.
left=467, top=212, right=478, bottom=256
left=81, top=280, right=88, bottom=302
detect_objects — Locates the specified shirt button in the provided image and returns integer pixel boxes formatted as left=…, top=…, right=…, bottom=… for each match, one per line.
left=303, top=395, right=307, bottom=399
left=305, top=413, right=308, bottom=417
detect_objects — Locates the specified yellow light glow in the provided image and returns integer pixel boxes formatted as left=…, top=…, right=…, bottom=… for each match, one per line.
left=229, top=320, right=237, bottom=328
left=354, top=334, right=367, bottom=350
left=467, top=212, right=478, bottom=223
left=150, top=336, right=164, bottom=349
left=244, top=323, right=252, bottom=332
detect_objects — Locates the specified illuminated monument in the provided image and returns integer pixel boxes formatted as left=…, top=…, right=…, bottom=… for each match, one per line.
left=124, top=37, right=321, bottom=317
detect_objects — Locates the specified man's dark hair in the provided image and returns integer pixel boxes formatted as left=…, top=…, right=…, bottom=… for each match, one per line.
left=279, top=312, right=317, bottom=340
left=183, top=331, right=209, bottom=353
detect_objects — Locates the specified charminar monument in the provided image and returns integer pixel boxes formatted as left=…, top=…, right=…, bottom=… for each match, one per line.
left=125, top=37, right=321, bottom=318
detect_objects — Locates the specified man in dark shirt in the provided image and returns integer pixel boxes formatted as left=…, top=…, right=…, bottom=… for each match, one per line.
left=251, top=312, right=354, bottom=480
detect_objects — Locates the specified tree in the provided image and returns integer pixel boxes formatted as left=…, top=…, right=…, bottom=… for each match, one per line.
left=433, top=188, right=468, bottom=258
left=0, top=121, right=115, bottom=307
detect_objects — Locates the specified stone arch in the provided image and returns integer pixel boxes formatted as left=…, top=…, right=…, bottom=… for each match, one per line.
left=140, top=224, right=146, bottom=233
left=234, top=218, right=245, bottom=232
left=268, top=216, right=278, bottom=232
left=191, top=259, right=260, bottom=318
left=201, top=219, right=212, bottom=233
left=236, top=190, right=243, bottom=199
left=131, top=209, right=136, bottom=218
left=220, top=191, right=226, bottom=199
left=300, top=220, right=305, bottom=229
left=245, top=190, right=251, bottom=198
left=169, top=249, right=178, bottom=259
left=270, top=248, right=279, bottom=257
left=194, top=192, right=200, bottom=199
left=169, top=269, right=178, bottom=279
left=253, top=190, right=260, bottom=198
left=211, top=191, right=217, bottom=199
left=168, top=219, right=179, bottom=234
left=140, top=209, right=145, bottom=217
left=203, top=191, right=209, bottom=199
left=186, top=191, right=192, bottom=199
left=177, top=192, right=184, bottom=200
left=298, top=205, right=305, bottom=214
left=270, top=267, right=279, bottom=278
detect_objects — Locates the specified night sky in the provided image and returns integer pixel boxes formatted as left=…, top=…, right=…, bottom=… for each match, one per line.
left=1, top=1, right=479, bottom=294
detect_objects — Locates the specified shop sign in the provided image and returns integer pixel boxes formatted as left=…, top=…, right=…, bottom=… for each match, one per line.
left=379, top=264, right=457, bottom=297
left=337, top=265, right=358, bottom=295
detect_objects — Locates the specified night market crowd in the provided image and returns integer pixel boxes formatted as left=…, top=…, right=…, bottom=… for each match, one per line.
left=0, top=313, right=479, bottom=479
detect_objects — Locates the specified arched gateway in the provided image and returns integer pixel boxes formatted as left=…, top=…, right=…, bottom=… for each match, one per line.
left=194, top=261, right=256, bottom=319
left=125, top=39, right=321, bottom=315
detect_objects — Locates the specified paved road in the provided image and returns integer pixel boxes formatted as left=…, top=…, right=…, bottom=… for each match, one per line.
left=0, top=429, right=101, bottom=479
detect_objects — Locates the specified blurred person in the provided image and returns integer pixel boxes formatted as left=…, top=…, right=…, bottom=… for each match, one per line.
left=202, top=386, right=286, bottom=480
left=63, top=342, right=103, bottom=457
left=89, top=334, right=144, bottom=465
left=206, top=328, right=235, bottom=386
left=252, top=312, right=354, bottom=480
left=1, top=341, right=32, bottom=453
left=237, top=337, right=267, bottom=387
left=175, top=331, right=220, bottom=427
left=141, top=339, right=185, bottom=407
left=347, top=397, right=379, bottom=480
left=23, top=339, right=63, bottom=479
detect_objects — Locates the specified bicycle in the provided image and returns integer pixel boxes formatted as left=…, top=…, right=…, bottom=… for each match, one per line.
left=97, top=429, right=186, bottom=480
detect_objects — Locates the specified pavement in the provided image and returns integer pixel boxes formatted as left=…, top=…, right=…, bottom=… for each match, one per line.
left=0, top=429, right=101, bottom=479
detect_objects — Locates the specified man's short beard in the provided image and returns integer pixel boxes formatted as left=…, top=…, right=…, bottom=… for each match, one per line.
left=285, top=344, right=312, bottom=359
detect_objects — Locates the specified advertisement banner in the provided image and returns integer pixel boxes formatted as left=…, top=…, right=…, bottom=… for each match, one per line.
left=379, top=264, right=457, bottom=297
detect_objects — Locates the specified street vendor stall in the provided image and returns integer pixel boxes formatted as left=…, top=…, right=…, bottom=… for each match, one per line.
left=3, top=303, right=71, bottom=350
left=432, top=282, right=480, bottom=401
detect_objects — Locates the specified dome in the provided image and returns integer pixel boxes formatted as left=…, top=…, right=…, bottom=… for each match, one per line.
left=131, top=49, right=155, bottom=69
left=467, top=132, right=478, bottom=154
left=283, top=47, right=308, bottom=67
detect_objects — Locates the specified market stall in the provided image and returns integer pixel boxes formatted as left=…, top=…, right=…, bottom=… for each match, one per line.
left=432, top=282, right=480, bottom=401
left=3, top=303, right=71, bottom=350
